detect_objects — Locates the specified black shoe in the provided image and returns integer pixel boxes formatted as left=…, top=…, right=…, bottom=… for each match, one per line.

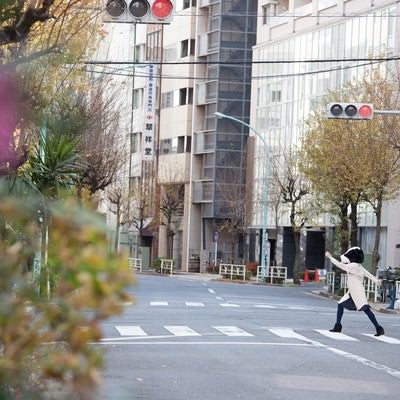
left=375, top=326, right=384, bottom=336
left=329, top=323, right=342, bottom=333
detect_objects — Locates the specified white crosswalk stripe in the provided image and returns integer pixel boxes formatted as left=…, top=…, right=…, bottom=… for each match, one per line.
left=213, top=326, right=254, bottom=337
left=253, top=305, right=276, bottom=309
left=115, top=326, right=147, bottom=336
left=164, top=326, right=201, bottom=336
left=314, top=329, right=359, bottom=341
left=150, top=301, right=168, bottom=306
left=185, top=302, right=205, bottom=307
left=363, top=334, right=400, bottom=344
left=220, top=303, right=240, bottom=307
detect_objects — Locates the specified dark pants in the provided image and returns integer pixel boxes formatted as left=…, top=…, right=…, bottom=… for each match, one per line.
left=335, top=296, right=380, bottom=329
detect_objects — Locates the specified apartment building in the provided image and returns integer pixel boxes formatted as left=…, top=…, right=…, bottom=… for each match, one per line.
left=252, top=0, right=400, bottom=273
left=148, top=0, right=258, bottom=271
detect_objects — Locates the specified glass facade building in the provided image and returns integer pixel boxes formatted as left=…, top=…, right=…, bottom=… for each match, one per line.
left=252, top=1, right=399, bottom=269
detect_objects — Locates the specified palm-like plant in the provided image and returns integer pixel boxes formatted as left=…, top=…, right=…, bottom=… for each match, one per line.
left=26, top=130, right=82, bottom=198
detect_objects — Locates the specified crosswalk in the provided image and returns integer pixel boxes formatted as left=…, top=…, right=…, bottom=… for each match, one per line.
left=144, top=301, right=328, bottom=311
left=111, top=325, right=400, bottom=344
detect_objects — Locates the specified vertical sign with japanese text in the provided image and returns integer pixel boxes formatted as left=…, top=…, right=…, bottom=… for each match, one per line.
left=143, top=64, right=156, bottom=161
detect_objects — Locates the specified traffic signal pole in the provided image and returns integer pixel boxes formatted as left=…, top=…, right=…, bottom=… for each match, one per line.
left=374, top=109, right=400, bottom=116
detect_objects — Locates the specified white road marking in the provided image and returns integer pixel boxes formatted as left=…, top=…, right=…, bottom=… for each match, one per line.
left=268, top=328, right=320, bottom=345
left=164, top=326, right=201, bottom=337
left=150, top=301, right=168, bottom=306
left=185, top=302, right=205, bottom=307
left=220, top=303, right=240, bottom=307
left=115, top=326, right=147, bottom=336
left=326, top=346, right=400, bottom=378
left=315, top=330, right=359, bottom=341
left=216, top=296, right=223, bottom=300
left=363, top=334, right=400, bottom=344
left=208, top=289, right=216, bottom=294
left=254, top=304, right=276, bottom=309
left=213, top=326, right=253, bottom=337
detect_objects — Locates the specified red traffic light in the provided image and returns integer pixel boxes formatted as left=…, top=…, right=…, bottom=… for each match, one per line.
left=104, top=0, right=174, bottom=23
left=152, top=0, right=173, bottom=20
left=327, top=102, right=374, bottom=120
left=358, top=104, right=373, bottom=119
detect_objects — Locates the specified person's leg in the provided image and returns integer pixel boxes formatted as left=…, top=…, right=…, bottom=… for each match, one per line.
left=362, top=305, right=384, bottom=336
left=330, top=303, right=344, bottom=332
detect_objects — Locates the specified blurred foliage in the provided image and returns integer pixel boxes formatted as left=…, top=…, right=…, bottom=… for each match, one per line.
left=0, top=187, right=134, bottom=399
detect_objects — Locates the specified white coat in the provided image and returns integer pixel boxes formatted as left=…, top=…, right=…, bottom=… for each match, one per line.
left=328, top=256, right=380, bottom=310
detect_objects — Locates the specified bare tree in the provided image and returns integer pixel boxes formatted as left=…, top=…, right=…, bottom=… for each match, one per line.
left=73, top=79, right=126, bottom=199
left=215, top=167, right=250, bottom=263
left=159, top=183, right=184, bottom=259
left=271, top=148, right=314, bottom=284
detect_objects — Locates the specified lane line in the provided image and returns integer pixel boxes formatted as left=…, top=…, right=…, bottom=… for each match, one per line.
left=94, top=341, right=310, bottom=346
left=326, top=346, right=400, bottom=378
left=208, top=289, right=216, bottom=294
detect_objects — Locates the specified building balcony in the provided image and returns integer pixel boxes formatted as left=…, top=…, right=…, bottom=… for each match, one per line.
left=192, top=180, right=214, bottom=203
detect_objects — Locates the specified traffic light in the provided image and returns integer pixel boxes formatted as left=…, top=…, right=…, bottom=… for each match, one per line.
left=327, top=102, right=374, bottom=120
left=104, top=0, right=174, bottom=23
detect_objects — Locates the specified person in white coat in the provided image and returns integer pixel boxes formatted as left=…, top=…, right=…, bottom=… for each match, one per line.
left=325, top=247, right=384, bottom=336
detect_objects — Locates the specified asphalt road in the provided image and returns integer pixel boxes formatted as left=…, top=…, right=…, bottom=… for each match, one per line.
left=96, top=274, right=400, bottom=400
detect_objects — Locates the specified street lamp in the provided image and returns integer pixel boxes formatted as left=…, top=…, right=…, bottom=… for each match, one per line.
left=214, top=112, right=269, bottom=274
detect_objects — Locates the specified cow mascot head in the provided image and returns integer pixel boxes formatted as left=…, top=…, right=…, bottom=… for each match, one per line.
left=340, top=246, right=364, bottom=264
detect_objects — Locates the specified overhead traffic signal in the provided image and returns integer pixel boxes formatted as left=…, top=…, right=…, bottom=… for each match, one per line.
left=327, top=102, right=374, bottom=120
left=104, top=0, right=174, bottom=23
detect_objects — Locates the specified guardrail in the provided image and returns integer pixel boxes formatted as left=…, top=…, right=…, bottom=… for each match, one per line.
left=256, top=266, right=287, bottom=284
left=160, top=259, right=174, bottom=275
left=128, top=258, right=142, bottom=272
left=219, top=263, right=246, bottom=281
left=333, top=273, right=379, bottom=302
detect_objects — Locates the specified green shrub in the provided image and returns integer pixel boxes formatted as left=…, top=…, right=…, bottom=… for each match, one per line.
left=0, top=193, right=134, bottom=399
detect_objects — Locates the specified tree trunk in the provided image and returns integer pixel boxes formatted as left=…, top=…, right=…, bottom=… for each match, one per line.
left=114, top=204, right=120, bottom=253
left=349, top=202, right=358, bottom=247
left=371, top=196, right=383, bottom=274
left=292, top=228, right=302, bottom=285
left=338, top=203, right=349, bottom=254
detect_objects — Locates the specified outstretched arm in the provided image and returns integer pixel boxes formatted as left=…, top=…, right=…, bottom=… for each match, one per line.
left=362, top=267, right=380, bottom=284
left=325, top=251, right=351, bottom=273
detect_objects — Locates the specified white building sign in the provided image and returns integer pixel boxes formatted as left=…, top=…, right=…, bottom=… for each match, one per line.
left=143, top=64, right=156, bottom=161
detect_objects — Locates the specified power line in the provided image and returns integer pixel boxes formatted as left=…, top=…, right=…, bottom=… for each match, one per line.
left=83, top=55, right=400, bottom=66
left=78, top=57, right=391, bottom=81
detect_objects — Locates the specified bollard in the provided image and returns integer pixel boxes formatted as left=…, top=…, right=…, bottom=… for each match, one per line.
left=387, top=282, right=396, bottom=310
left=304, top=269, right=309, bottom=282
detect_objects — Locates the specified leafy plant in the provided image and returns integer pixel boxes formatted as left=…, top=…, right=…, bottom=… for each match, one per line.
left=0, top=189, right=134, bottom=399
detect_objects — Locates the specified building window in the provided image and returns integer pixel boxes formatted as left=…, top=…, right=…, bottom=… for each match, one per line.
left=271, top=90, right=281, bottom=102
left=160, top=136, right=187, bottom=154
left=132, top=88, right=143, bottom=109
left=181, top=0, right=196, bottom=9
left=262, top=2, right=277, bottom=25
left=131, top=132, right=140, bottom=153
left=162, top=91, right=174, bottom=108
left=181, top=39, right=189, bottom=57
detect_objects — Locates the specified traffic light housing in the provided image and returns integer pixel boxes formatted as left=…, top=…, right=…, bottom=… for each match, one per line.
left=327, top=102, right=374, bottom=120
left=104, top=0, right=174, bottom=24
